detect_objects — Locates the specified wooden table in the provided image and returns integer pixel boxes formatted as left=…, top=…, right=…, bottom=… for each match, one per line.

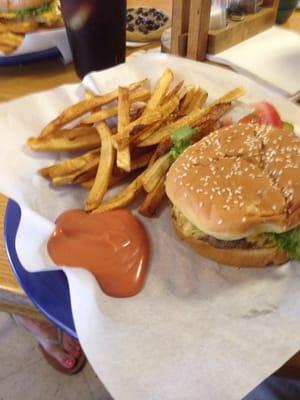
left=0, top=2, right=300, bottom=371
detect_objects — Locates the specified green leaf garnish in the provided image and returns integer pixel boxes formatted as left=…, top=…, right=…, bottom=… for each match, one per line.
left=170, top=126, right=199, bottom=160
left=266, top=226, right=300, bottom=260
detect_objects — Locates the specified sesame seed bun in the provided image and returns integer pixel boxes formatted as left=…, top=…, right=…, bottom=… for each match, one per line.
left=172, top=216, right=289, bottom=268
left=0, top=0, right=51, bottom=12
left=165, top=123, right=300, bottom=267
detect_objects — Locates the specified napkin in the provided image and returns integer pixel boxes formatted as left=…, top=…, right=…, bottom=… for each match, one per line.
left=1, top=53, right=300, bottom=400
left=0, top=28, right=72, bottom=64
left=207, top=26, right=300, bottom=99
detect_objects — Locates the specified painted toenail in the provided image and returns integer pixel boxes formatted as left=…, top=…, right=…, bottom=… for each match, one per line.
left=65, top=358, right=75, bottom=368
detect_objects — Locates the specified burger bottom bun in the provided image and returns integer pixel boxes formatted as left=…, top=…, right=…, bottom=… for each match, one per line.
left=173, top=218, right=289, bottom=268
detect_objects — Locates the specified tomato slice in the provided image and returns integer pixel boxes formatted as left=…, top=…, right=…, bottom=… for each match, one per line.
left=239, top=101, right=283, bottom=128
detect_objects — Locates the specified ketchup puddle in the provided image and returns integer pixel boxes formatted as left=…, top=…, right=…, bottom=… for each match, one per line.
left=47, top=209, right=150, bottom=297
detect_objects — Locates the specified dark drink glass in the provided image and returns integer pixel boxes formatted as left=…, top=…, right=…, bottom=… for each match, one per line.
left=60, top=0, right=126, bottom=79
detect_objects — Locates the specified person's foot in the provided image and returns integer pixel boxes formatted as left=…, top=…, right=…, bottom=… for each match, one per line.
left=13, top=315, right=85, bottom=373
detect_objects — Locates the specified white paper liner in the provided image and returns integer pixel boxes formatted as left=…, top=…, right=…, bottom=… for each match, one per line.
left=207, top=27, right=300, bottom=98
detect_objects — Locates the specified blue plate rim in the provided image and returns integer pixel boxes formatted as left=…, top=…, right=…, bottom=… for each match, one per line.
left=0, top=47, right=61, bottom=66
left=3, top=199, right=77, bottom=338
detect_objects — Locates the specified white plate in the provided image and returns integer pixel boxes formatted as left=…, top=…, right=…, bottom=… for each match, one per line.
left=0, top=28, right=72, bottom=64
left=1, top=53, right=300, bottom=400
left=126, top=40, right=151, bottom=47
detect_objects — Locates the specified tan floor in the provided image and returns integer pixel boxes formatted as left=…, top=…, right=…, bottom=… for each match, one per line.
left=0, top=312, right=112, bottom=400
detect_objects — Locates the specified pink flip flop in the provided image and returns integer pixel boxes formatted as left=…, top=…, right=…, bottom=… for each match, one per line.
left=12, top=315, right=86, bottom=375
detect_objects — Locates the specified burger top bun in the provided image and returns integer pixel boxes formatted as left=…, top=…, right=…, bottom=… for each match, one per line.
left=165, top=123, right=300, bottom=240
left=0, top=0, right=50, bottom=11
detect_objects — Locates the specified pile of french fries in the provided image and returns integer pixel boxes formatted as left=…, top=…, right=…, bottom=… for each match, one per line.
left=0, top=20, right=37, bottom=54
left=27, top=68, right=246, bottom=217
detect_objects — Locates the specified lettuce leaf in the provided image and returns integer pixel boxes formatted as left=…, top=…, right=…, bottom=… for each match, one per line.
left=265, top=226, right=300, bottom=260
left=15, top=4, right=51, bottom=19
left=170, top=127, right=199, bottom=160
left=282, top=121, right=294, bottom=133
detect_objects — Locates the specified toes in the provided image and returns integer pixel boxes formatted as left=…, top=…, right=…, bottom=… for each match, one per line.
left=62, top=333, right=82, bottom=359
left=41, top=342, right=76, bottom=369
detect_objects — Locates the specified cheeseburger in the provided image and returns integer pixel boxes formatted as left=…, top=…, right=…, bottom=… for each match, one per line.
left=0, top=0, right=63, bottom=27
left=165, top=123, right=300, bottom=268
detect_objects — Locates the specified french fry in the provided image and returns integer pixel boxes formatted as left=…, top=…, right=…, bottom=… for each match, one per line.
left=39, top=79, right=149, bottom=137
left=161, top=80, right=184, bottom=105
left=0, top=32, right=23, bottom=53
left=112, top=96, right=180, bottom=150
left=130, top=121, right=162, bottom=148
left=46, top=126, right=98, bottom=138
left=85, top=122, right=115, bottom=211
left=196, top=103, right=231, bottom=130
left=210, top=86, right=246, bottom=106
left=112, top=150, right=154, bottom=178
left=193, top=88, right=208, bottom=109
left=38, top=149, right=100, bottom=180
left=131, top=151, right=154, bottom=170
left=52, top=165, right=98, bottom=186
left=184, top=87, right=208, bottom=114
left=27, top=131, right=100, bottom=152
left=81, top=179, right=95, bottom=189
left=148, top=136, right=172, bottom=167
left=0, top=43, right=15, bottom=53
left=139, top=176, right=166, bottom=217
left=122, top=109, right=162, bottom=136
left=179, top=86, right=196, bottom=115
left=137, top=107, right=210, bottom=147
left=0, top=21, right=38, bottom=34
left=143, top=68, right=174, bottom=114
left=116, top=86, right=131, bottom=172
left=84, top=89, right=95, bottom=100
left=138, top=87, right=246, bottom=147
left=93, top=171, right=147, bottom=214
left=141, top=153, right=173, bottom=193
left=136, top=96, right=180, bottom=144
left=72, top=169, right=98, bottom=185
left=111, top=110, right=162, bottom=150
left=80, top=88, right=150, bottom=125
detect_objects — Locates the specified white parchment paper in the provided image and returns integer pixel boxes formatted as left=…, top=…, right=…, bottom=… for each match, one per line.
left=0, top=28, right=72, bottom=63
left=1, top=53, right=300, bottom=400
left=207, top=27, right=300, bottom=98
